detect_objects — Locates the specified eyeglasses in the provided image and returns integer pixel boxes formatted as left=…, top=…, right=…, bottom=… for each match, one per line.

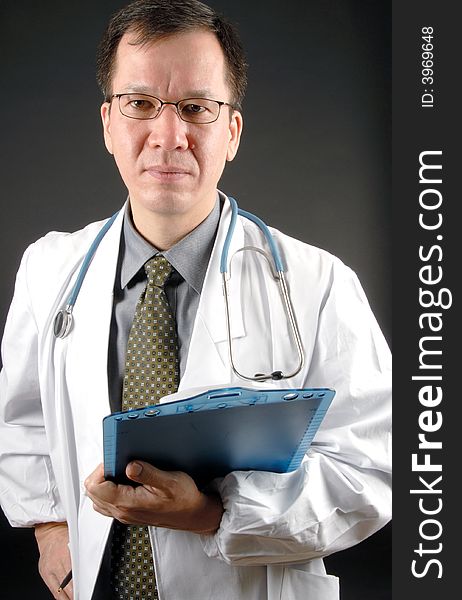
left=111, top=93, right=236, bottom=124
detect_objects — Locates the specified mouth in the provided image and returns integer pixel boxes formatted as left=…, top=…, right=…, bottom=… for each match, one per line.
left=145, top=166, right=191, bottom=183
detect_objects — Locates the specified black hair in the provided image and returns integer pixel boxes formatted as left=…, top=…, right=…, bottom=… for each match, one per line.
left=96, top=0, right=248, bottom=109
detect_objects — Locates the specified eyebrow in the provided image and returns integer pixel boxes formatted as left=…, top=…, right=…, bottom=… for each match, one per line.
left=121, top=84, right=216, bottom=98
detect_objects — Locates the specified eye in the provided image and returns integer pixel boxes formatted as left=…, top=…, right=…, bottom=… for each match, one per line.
left=182, top=103, right=208, bottom=115
left=128, top=98, right=155, bottom=111
left=118, top=94, right=159, bottom=118
left=179, top=100, right=217, bottom=123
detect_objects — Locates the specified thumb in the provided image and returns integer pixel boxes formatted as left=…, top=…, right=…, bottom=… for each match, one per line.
left=126, top=460, right=162, bottom=485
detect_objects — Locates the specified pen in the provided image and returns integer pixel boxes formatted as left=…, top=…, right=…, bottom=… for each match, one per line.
left=57, top=570, right=73, bottom=593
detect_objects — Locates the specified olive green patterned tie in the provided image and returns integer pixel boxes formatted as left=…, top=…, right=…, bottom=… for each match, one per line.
left=111, top=255, right=180, bottom=599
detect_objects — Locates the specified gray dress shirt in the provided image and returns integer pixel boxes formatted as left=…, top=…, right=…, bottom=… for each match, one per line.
left=91, top=197, right=222, bottom=599
left=107, top=197, right=222, bottom=413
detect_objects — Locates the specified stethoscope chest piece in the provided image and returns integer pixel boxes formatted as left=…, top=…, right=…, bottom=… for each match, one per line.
left=52, top=210, right=120, bottom=340
left=53, top=307, right=73, bottom=339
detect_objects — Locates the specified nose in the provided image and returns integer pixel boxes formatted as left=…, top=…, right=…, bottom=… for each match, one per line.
left=146, top=104, right=190, bottom=151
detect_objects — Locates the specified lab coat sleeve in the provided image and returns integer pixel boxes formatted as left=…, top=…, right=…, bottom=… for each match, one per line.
left=200, top=259, right=391, bottom=565
left=0, top=245, right=65, bottom=527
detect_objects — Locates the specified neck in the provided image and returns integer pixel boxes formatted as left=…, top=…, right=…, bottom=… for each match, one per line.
left=130, top=197, right=216, bottom=250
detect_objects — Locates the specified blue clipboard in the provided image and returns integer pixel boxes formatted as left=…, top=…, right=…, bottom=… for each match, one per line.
left=103, top=387, right=335, bottom=487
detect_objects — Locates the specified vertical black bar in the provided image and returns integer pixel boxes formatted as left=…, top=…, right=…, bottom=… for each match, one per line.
left=393, top=1, right=459, bottom=597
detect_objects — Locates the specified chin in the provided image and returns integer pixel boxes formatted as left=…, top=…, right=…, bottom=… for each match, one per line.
left=135, top=190, right=197, bottom=217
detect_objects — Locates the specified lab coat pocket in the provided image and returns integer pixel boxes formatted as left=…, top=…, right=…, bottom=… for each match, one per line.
left=280, top=566, right=339, bottom=600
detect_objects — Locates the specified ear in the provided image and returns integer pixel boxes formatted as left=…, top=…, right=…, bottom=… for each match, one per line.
left=101, top=102, right=114, bottom=155
left=226, top=110, right=243, bottom=162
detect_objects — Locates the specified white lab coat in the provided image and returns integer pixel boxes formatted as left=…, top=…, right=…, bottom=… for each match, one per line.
left=0, top=195, right=391, bottom=599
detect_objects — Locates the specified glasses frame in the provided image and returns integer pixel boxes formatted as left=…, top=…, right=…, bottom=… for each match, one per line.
left=111, top=93, right=236, bottom=124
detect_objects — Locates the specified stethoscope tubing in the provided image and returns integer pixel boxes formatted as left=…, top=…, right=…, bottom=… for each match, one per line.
left=220, top=197, right=285, bottom=274
left=53, top=197, right=304, bottom=381
left=221, top=197, right=304, bottom=381
left=53, top=211, right=119, bottom=338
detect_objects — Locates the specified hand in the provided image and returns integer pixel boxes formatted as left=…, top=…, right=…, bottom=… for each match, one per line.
left=85, top=462, right=223, bottom=534
left=34, top=522, right=73, bottom=600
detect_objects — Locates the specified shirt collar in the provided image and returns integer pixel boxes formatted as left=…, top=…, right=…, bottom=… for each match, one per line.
left=120, top=195, right=222, bottom=294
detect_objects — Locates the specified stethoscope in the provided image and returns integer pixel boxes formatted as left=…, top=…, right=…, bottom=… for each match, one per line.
left=54, top=197, right=304, bottom=382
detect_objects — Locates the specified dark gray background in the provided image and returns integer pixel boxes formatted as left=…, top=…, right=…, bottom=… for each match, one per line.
left=0, top=1, right=391, bottom=598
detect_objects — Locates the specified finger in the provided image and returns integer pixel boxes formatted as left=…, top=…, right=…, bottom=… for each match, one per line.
left=91, top=501, right=114, bottom=517
left=93, top=502, right=113, bottom=517
left=84, top=463, right=105, bottom=490
left=126, top=461, right=183, bottom=489
left=56, top=586, right=72, bottom=600
left=85, top=477, right=118, bottom=504
left=48, top=579, right=61, bottom=600
left=49, top=576, right=71, bottom=600
left=57, top=577, right=74, bottom=600
left=40, top=567, right=68, bottom=600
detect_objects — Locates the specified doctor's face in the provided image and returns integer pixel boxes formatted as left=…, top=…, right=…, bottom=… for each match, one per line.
left=101, top=29, right=243, bottom=226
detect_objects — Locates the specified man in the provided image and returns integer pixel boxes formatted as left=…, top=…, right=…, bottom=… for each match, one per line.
left=0, top=1, right=391, bottom=599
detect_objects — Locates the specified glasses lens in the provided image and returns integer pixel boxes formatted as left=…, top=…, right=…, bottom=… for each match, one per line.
left=178, top=99, right=220, bottom=123
left=118, top=94, right=161, bottom=119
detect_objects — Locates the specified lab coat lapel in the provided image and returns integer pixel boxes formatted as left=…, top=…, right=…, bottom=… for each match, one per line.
left=65, top=209, right=124, bottom=472
left=179, top=197, right=245, bottom=391
left=65, top=197, right=246, bottom=417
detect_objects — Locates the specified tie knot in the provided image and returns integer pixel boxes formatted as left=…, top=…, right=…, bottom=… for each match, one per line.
left=144, top=256, right=173, bottom=288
